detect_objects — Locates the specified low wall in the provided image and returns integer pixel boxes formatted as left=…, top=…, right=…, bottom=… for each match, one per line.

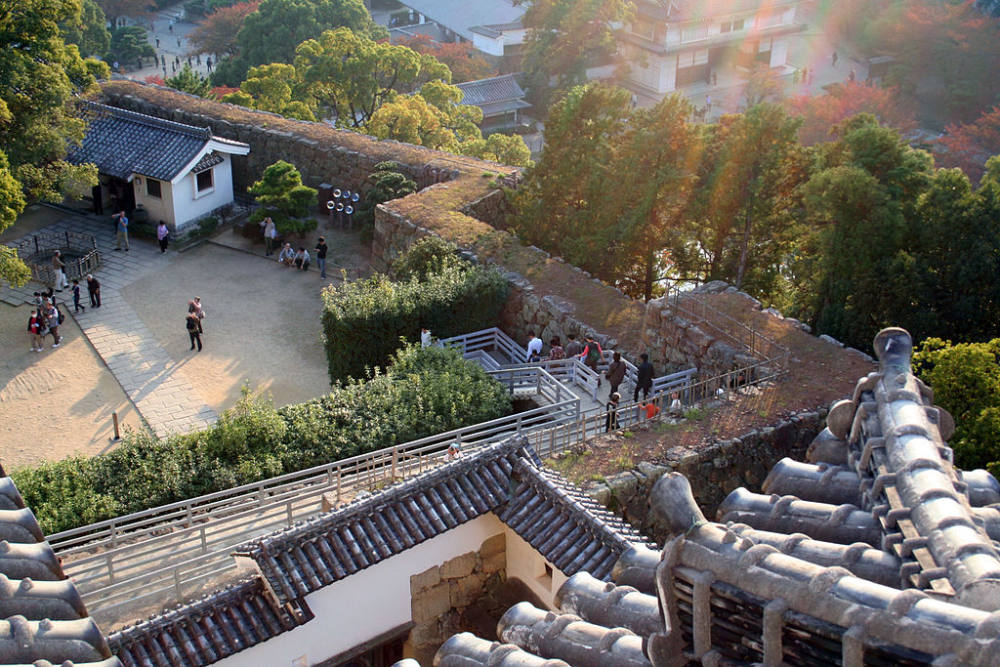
left=589, top=407, right=829, bottom=543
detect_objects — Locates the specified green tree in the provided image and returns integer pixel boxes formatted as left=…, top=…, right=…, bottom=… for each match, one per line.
left=247, top=160, right=318, bottom=235
left=61, top=0, right=111, bottom=58
left=461, top=133, right=533, bottom=168
left=669, top=104, right=807, bottom=298
left=913, top=337, right=1000, bottom=474
left=0, top=0, right=103, bottom=285
left=222, top=63, right=315, bottom=120
left=294, top=27, right=447, bottom=128
left=211, top=0, right=386, bottom=86
left=354, top=161, right=417, bottom=234
left=108, top=25, right=155, bottom=67
left=520, top=0, right=633, bottom=110
left=165, top=64, right=212, bottom=97
left=511, top=83, right=632, bottom=265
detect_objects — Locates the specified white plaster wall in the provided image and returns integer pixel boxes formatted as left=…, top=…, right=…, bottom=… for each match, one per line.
left=214, top=513, right=505, bottom=667
left=133, top=178, right=176, bottom=226
left=503, top=526, right=567, bottom=610
left=173, top=154, right=236, bottom=229
left=769, top=36, right=789, bottom=67
left=473, top=33, right=504, bottom=57
left=660, top=53, right=678, bottom=93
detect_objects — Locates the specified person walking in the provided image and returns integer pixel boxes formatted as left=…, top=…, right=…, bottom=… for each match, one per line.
left=186, top=312, right=203, bottom=351
left=71, top=279, right=85, bottom=313
left=156, top=221, right=170, bottom=253
left=605, top=351, right=627, bottom=397
left=579, top=335, right=604, bottom=386
left=315, top=236, right=328, bottom=278
left=261, top=217, right=277, bottom=256
left=526, top=331, right=543, bottom=362
left=633, top=353, right=654, bottom=402
left=565, top=333, right=583, bottom=359
left=113, top=211, right=129, bottom=250
left=44, top=300, right=62, bottom=348
left=547, top=337, right=565, bottom=361
left=27, top=309, right=44, bottom=352
left=51, top=251, right=69, bottom=290
left=86, top=274, right=101, bottom=308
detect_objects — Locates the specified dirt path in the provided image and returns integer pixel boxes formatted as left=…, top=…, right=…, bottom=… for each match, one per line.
left=0, top=304, right=142, bottom=471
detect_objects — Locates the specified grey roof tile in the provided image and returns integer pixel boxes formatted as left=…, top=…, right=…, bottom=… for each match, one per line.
left=235, top=438, right=648, bottom=603
left=107, top=578, right=307, bottom=667
left=456, top=75, right=530, bottom=117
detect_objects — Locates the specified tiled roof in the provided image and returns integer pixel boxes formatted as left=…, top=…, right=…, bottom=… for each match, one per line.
left=235, top=438, right=647, bottom=603
left=396, top=0, right=523, bottom=41
left=437, top=327, right=1000, bottom=666
left=456, top=75, right=525, bottom=105
left=68, top=103, right=244, bottom=182
left=107, top=578, right=308, bottom=667
left=0, top=464, right=121, bottom=667
left=190, top=152, right=224, bottom=174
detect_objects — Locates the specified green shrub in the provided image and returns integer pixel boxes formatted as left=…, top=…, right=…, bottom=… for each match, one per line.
left=389, top=236, right=463, bottom=281
left=247, top=160, right=318, bottom=236
left=321, top=243, right=509, bottom=382
left=12, top=346, right=511, bottom=534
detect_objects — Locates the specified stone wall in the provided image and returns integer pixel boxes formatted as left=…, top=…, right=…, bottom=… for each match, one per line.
left=405, top=533, right=506, bottom=663
left=588, top=407, right=829, bottom=543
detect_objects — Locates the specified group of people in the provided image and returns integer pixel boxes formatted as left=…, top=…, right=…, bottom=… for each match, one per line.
left=27, top=289, right=65, bottom=351
left=262, top=218, right=330, bottom=279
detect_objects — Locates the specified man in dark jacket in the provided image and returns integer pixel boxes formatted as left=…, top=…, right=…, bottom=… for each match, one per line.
left=605, top=351, right=627, bottom=397
left=634, top=353, right=654, bottom=402
left=86, top=274, right=101, bottom=307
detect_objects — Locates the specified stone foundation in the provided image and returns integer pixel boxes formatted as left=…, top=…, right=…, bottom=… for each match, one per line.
left=404, top=532, right=507, bottom=663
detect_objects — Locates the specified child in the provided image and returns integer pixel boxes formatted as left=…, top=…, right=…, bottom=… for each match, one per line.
left=605, top=392, right=620, bottom=432
left=27, top=309, right=43, bottom=352
left=71, top=279, right=85, bottom=313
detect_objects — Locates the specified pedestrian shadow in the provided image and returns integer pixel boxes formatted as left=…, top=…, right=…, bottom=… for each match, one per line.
left=128, top=354, right=196, bottom=404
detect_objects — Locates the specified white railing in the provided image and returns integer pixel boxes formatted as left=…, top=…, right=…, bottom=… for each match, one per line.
left=54, top=328, right=703, bottom=625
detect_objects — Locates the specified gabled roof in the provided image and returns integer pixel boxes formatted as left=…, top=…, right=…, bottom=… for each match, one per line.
left=68, top=102, right=248, bottom=183
left=107, top=578, right=309, bottom=667
left=456, top=75, right=530, bottom=118
left=396, top=0, right=524, bottom=41
left=468, top=19, right=524, bottom=39
left=234, top=438, right=648, bottom=603
left=0, top=464, right=121, bottom=667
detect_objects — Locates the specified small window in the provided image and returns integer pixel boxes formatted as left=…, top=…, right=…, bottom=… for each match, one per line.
left=196, top=169, right=213, bottom=193
left=146, top=178, right=162, bottom=198
left=733, top=18, right=745, bottom=30
left=720, top=21, right=732, bottom=33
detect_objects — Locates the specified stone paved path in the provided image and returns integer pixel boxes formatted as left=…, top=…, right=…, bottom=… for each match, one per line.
left=2, top=209, right=217, bottom=437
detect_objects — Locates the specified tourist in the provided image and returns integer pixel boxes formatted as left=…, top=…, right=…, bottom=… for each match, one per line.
left=112, top=211, right=129, bottom=251
left=186, top=312, right=203, bottom=351
left=27, top=309, right=43, bottom=352
left=633, top=353, right=654, bottom=402
left=86, top=274, right=101, bottom=308
left=643, top=400, right=661, bottom=420
left=261, top=217, right=277, bottom=256
left=579, top=335, right=604, bottom=386
left=51, top=250, right=69, bottom=291
left=71, top=279, right=85, bottom=313
left=188, top=297, right=205, bottom=333
left=547, top=337, right=565, bottom=361
left=33, top=291, right=43, bottom=310
left=157, top=221, right=170, bottom=253
left=565, top=333, right=583, bottom=359
left=44, top=300, right=62, bottom=348
left=605, top=351, right=627, bottom=397
left=421, top=327, right=432, bottom=348
left=294, top=247, right=310, bottom=271
left=277, top=243, right=296, bottom=266
left=526, top=331, right=543, bottom=362
left=605, top=392, right=620, bottom=432
left=315, top=236, right=328, bottom=279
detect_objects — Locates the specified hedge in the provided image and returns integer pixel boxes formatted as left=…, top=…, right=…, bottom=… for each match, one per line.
left=322, top=238, right=510, bottom=382
left=12, top=345, right=512, bottom=534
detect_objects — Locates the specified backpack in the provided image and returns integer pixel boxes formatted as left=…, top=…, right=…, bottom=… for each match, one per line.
left=585, top=343, right=601, bottom=365
left=56, top=306, right=65, bottom=325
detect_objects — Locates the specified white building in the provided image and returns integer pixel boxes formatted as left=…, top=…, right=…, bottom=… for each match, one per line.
left=69, top=102, right=250, bottom=232
left=622, top=0, right=803, bottom=95
left=392, top=0, right=527, bottom=58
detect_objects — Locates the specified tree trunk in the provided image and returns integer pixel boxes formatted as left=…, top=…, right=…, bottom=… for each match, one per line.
left=643, top=249, right=654, bottom=302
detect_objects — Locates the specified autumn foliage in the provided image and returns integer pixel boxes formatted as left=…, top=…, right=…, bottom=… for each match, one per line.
left=395, top=34, right=496, bottom=83
left=187, top=1, right=260, bottom=58
left=938, top=106, right=1000, bottom=183
left=784, top=82, right=916, bottom=145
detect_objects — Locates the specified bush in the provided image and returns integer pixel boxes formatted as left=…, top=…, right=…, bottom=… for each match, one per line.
left=322, top=241, right=509, bottom=382
left=12, top=346, right=511, bottom=534
left=248, top=160, right=318, bottom=236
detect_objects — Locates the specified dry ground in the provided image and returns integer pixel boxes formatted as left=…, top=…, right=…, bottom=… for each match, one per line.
left=0, top=303, right=142, bottom=470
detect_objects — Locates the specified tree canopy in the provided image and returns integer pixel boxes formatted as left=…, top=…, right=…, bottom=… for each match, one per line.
left=186, top=0, right=260, bottom=60
left=210, top=0, right=386, bottom=86
left=61, top=0, right=111, bottom=58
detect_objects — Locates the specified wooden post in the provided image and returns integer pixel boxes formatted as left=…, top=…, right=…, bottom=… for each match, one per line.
left=112, top=412, right=121, bottom=441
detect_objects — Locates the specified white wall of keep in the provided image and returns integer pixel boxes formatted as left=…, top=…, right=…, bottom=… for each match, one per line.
left=769, top=36, right=789, bottom=68
left=172, top=154, right=236, bottom=230
left=213, top=513, right=506, bottom=667
left=503, top=526, right=567, bottom=610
